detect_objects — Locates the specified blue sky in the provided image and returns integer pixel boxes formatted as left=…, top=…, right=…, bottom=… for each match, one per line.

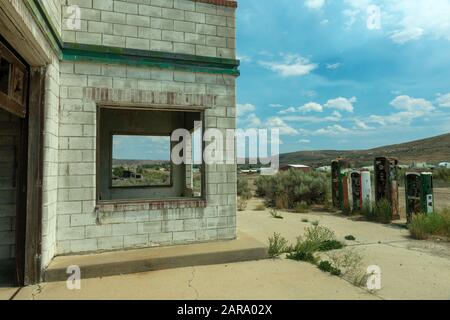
left=236, top=0, right=450, bottom=153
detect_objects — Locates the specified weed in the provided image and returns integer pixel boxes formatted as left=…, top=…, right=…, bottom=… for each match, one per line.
left=318, top=240, right=345, bottom=252
left=304, top=225, right=336, bottom=244
left=345, top=235, right=356, bottom=241
left=301, top=218, right=309, bottom=223
left=327, top=248, right=367, bottom=287
left=294, top=202, right=310, bottom=213
left=237, top=178, right=252, bottom=200
left=311, top=220, right=320, bottom=227
left=318, top=260, right=342, bottom=276
left=409, top=208, right=450, bottom=240
left=267, top=233, right=289, bottom=258
left=270, top=208, right=284, bottom=219
left=254, top=203, right=266, bottom=211
left=237, top=198, right=247, bottom=211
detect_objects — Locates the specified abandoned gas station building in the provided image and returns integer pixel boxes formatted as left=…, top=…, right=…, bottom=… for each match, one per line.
left=0, top=0, right=239, bottom=285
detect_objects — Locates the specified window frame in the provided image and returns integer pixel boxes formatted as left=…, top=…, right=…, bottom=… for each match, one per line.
left=96, top=105, right=207, bottom=204
left=109, top=132, right=174, bottom=189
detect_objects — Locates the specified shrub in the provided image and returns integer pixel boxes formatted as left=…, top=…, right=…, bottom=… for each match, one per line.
left=286, top=241, right=317, bottom=263
left=327, top=248, right=367, bottom=286
left=237, top=178, right=252, bottom=200
left=364, top=200, right=392, bottom=224
left=254, top=203, right=266, bottom=211
left=345, top=235, right=356, bottom=241
left=268, top=233, right=289, bottom=258
left=294, top=202, right=310, bottom=213
left=237, top=198, right=247, bottom=211
left=304, top=225, right=336, bottom=244
left=318, top=260, right=341, bottom=276
left=255, top=170, right=329, bottom=209
left=301, top=218, right=309, bottom=223
left=270, top=208, right=284, bottom=219
left=409, top=209, right=450, bottom=240
left=318, top=240, right=345, bottom=252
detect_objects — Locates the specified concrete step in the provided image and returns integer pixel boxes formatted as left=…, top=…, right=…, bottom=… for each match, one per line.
left=44, top=232, right=268, bottom=282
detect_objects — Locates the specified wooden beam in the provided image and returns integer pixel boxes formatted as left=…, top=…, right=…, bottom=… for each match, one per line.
left=24, top=66, right=45, bottom=285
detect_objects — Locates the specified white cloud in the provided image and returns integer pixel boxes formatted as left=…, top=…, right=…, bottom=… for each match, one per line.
left=436, top=93, right=450, bottom=107
left=390, top=28, right=424, bottom=44
left=278, top=107, right=297, bottom=115
left=237, top=54, right=252, bottom=63
left=299, top=102, right=323, bottom=113
left=324, top=97, right=356, bottom=112
left=246, top=113, right=262, bottom=127
left=353, top=119, right=374, bottom=130
left=269, top=103, right=283, bottom=108
left=237, top=103, right=256, bottom=117
left=326, top=63, right=342, bottom=70
left=299, top=139, right=311, bottom=144
left=265, top=117, right=299, bottom=136
left=260, top=54, right=318, bottom=77
left=390, top=95, right=434, bottom=112
left=314, top=125, right=351, bottom=136
left=305, top=0, right=326, bottom=10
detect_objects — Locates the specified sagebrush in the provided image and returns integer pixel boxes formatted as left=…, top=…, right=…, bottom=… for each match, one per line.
left=255, top=170, right=329, bottom=209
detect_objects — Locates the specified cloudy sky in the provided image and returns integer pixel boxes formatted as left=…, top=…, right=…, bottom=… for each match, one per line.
left=236, top=0, right=450, bottom=153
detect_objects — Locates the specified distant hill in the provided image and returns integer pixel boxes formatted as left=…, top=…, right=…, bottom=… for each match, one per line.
left=112, top=159, right=169, bottom=166
left=279, top=133, right=450, bottom=168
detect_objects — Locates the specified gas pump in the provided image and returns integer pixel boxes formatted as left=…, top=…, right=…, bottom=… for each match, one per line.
left=405, top=172, right=434, bottom=223
left=374, top=157, right=400, bottom=219
left=351, top=171, right=361, bottom=212
left=360, top=170, right=372, bottom=212
left=341, top=171, right=352, bottom=213
left=331, top=158, right=350, bottom=209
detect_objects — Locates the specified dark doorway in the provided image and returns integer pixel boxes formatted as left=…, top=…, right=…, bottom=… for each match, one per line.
left=0, top=39, right=29, bottom=286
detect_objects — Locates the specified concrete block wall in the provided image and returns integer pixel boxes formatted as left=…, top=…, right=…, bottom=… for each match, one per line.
left=41, top=56, right=61, bottom=267
left=57, top=61, right=237, bottom=254
left=61, top=0, right=236, bottom=58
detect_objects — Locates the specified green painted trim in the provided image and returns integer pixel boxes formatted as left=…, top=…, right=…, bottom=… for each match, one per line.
left=25, top=0, right=240, bottom=75
left=63, top=43, right=240, bottom=75
left=23, top=0, right=63, bottom=57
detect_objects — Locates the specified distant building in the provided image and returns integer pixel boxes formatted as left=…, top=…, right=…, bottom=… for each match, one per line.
left=316, top=166, right=331, bottom=173
left=280, top=164, right=312, bottom=173
left=410, top=162, right=428, bottom=169
left=439, top=162, right=450, bottom=169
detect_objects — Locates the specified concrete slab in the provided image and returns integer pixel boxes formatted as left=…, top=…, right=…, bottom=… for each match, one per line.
left=44, top=232, right=267, bottom=282
left=0, top=287, right=19, bottom=300
left=15, top=259, right=377, bottom=300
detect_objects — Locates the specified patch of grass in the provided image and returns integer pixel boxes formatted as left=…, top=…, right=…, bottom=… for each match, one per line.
left=270, top=208, right=284, bottom=219
left=318, top=240, right=345, bottom=252
left=267, top=233, right=289, bottom=258
left=409, top=208, right=450, bottom=240
left=363, top=199, right=393, bottom=224
left=294, top=202, right=310, bottom=213
left=311, top=220, right=320, bottom=227
left=345, top=235, right=356, bottom=241
left=318, top=260, right=342, bottom=276
left=237, top=198, right=247, bottom=211
left=254, top=203, right=266, bottom=211
left=286, top=242, right=317, bottom=263
left=304, top=225, right=336, bottom=244
left=301, top=218, right=309, bottom=223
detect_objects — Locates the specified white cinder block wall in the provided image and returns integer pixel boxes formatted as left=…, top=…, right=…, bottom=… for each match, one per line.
left=54, top=0, right=238, bottom=255
left=61, top=0, right=235, bottom=58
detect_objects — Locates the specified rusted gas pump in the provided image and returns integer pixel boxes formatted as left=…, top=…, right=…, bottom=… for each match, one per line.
left=405, top=172, right=434, bottom=224
left=331, top=158, right=350, bottom=210
left=374, top=157, right=400, bottom=219
left=350, top=171, right=361, bottom=212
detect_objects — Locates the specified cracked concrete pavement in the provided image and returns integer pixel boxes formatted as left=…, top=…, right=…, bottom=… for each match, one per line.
left=3, top=198, right=450, bottom=300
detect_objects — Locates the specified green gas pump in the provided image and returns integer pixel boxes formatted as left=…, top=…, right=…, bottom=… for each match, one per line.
left=331, top=159, right=350, bottom=209
left=405, top=172, right=434, bottom=223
